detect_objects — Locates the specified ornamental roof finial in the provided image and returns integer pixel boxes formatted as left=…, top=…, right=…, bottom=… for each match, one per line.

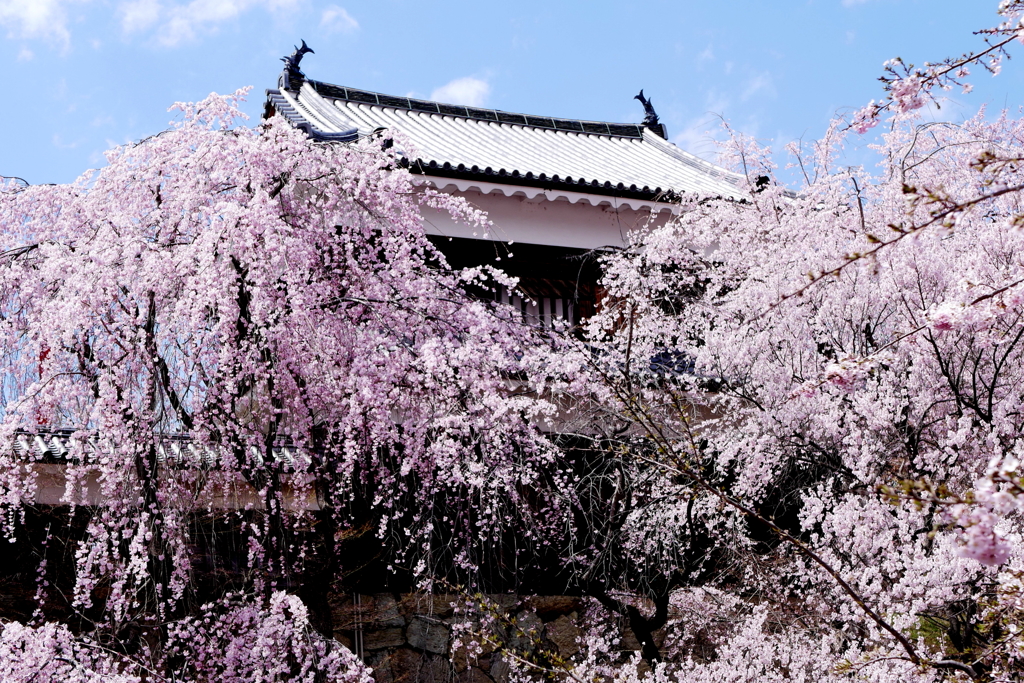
left=280, top=40, right=315, bottom=92
left=634, top=90, right=667, bottom=139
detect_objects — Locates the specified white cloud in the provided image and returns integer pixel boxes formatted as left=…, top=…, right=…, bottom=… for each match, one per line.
left=16, top=46, right=33, bottom=61
left=115, top=0, right=301, bottom=46
left=741, top=72, right=776, bottom=101
left=320, top=5, right=357, bottom=34
left=842, top=0, right=872, bottom=5
left=671, top=119, right=722, bottom=162
left=671, top=94, right=732, bottom=161
left=0, top=0, right=84, bottom=47
left=119, top=0, right=161, bottom=33
left=430, top=76, right=490, bottom=107
left=917, top=94, right=970, bottom=124
left=667, top=90, right=769, bottom=167
left=52, top=133, right=79, bottom=149
left=158, top=13, right=195, bottom=45
left=159, top=0, right=252, bottom=45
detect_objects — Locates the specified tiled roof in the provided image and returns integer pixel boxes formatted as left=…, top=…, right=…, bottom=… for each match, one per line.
left=309, top=81, right=646, bottom=138
left=11, top=430, right=308, bottom=470
left=266, top=89, right=359, bottom=143
left=266, top=80, right=745, bottom=202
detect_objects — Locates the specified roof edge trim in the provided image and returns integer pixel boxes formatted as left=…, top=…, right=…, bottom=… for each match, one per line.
left=266, top=88, right=359, bottom=142
left=309, top=80, right=645, bottom=139
left=424, top=178, right=684, bottom=214
left=406, top=159, right=741, bottom=204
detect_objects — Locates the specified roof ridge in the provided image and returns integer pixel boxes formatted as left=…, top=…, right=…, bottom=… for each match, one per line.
left=307, top=79, right=645, bottom=139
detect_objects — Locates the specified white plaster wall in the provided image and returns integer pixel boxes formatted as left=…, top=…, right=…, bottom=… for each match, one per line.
left=420, top=183, right=674, bottom=250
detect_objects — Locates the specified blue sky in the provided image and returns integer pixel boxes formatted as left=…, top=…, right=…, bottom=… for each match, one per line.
left=1, top=0, right=1021, bottom=185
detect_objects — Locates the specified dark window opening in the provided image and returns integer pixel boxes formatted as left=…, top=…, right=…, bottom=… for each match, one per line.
left=427, top=235, right=604, bottom=329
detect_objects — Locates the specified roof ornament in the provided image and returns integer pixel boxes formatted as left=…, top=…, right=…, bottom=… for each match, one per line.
left=280, top=40, right=314, bottom=92
left=634, top=90, right=668, bottom=139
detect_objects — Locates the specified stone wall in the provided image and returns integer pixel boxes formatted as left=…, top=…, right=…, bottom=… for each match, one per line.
left=331, top=593, right=664, bottom=683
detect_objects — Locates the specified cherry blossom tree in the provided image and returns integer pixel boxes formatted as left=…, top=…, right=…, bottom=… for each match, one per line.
left=0, top=88, right=561, bottom=680
left=520, top=4, right=1024, bottom=681
left=7, top=5, right=1024, bottom=683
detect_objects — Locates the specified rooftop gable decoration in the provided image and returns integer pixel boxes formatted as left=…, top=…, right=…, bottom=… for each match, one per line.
left=264, top=43, right=745, bottom=203
left=279, top=39, right=314, bottom=92
left=633, top=89, right=668, bottom=140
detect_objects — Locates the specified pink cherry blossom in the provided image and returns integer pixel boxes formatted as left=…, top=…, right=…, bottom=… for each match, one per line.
left=0, top=88, right=560, bottom=680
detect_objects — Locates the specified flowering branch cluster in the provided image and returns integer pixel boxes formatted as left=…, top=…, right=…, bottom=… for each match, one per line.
left=0, top=89, right=561, bottom=679
left=531, top=40, right=1024, bottom=678
left=852, top=1, right=1024, bottom=132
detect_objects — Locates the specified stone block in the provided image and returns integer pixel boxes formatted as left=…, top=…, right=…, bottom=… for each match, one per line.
left=456, top=667, right=494, bottom=683
left=523, top=596, right=582, bottom=621
left=407, top=616, right=451, bottom=654
left=330, top=594, right=357, bottom=631
left=481, top=618, right=508, bottom=646
left=481, top=594, right=521, bottom=613
left=416, top=653, right=453, bottom=683
left=333, top=594, right=379, bottom=631
left=366, top=627, right=406, bottom=650
left=543, top=615, right=580, bottom=657
left=451, top=633, right=497, bottom=672
left=450, top=641, right=473, bottom=673
left=508, top=611, right=543, bottom=654
left=401, top=593, right=457, bottom=619
left=373, top=593, right=406, bottom=627
left=365, top=651, right=388, bottom=671
left=489, top=654, right=510, bottom=683
left=372, top=647, right=422, bottom=683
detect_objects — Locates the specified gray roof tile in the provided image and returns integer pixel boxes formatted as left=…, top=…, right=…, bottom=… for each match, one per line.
left=267, top=80, right=745, bottom=201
